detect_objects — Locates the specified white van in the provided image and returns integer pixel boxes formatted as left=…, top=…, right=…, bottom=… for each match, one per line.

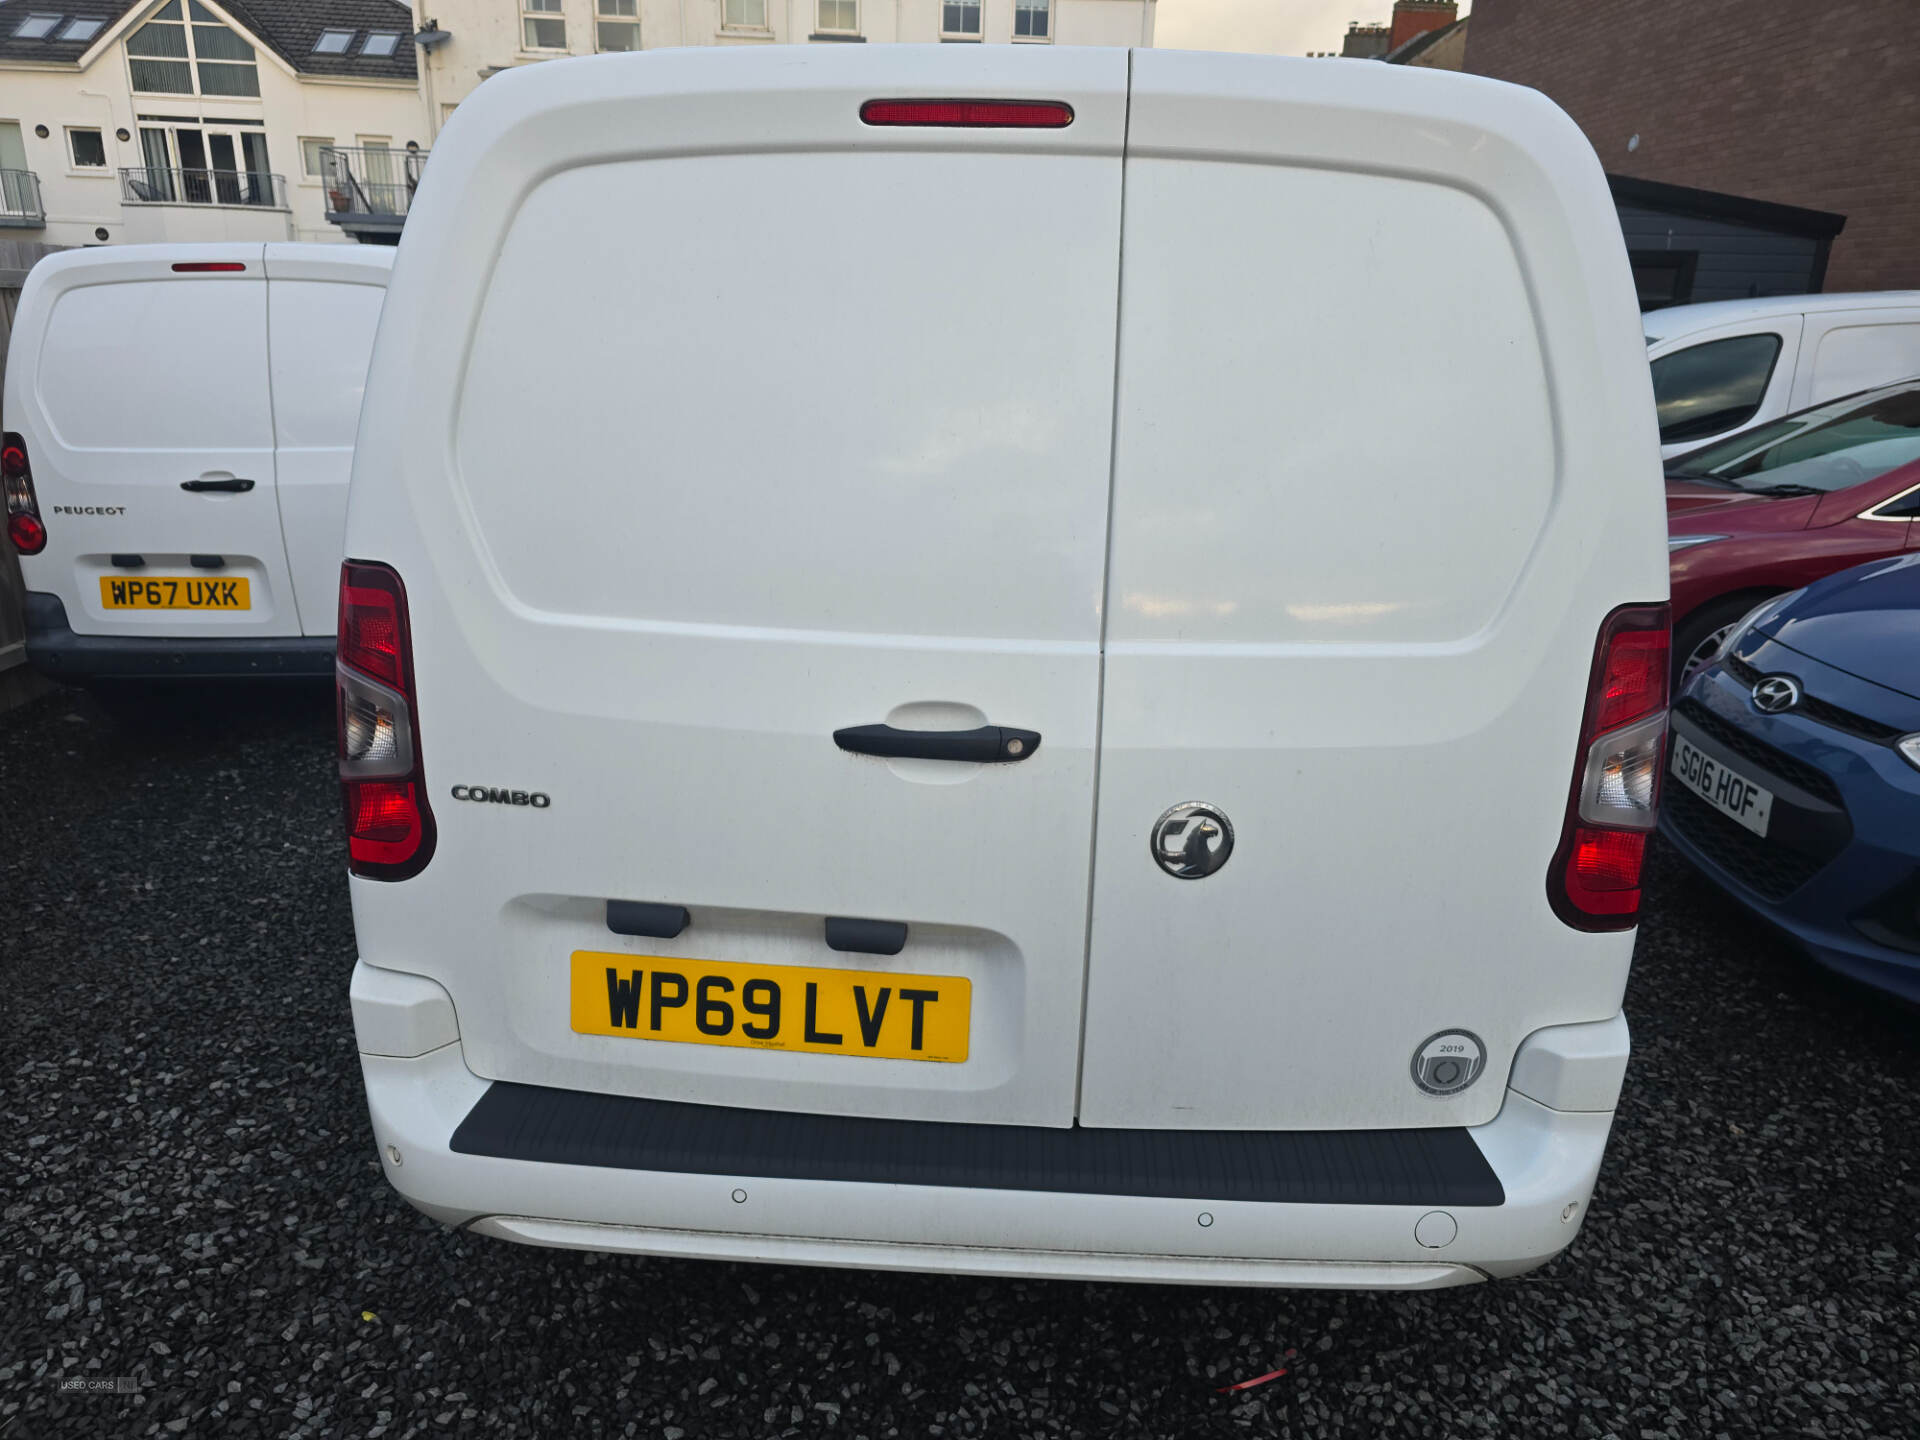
left=343, top=47, right=1670, bottom=1289
left=2, top=242, right=392, bottom=686
left=1647, top=292, right=1920, bottom=460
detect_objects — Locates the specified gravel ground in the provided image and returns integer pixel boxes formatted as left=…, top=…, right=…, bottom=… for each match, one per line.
left=2, top=684, right=1917, bottom=1440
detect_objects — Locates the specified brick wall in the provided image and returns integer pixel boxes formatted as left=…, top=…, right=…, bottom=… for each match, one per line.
left=1390, top=1, right=1457, bottom=52
left=1465, top=0, right=1920, bottom=293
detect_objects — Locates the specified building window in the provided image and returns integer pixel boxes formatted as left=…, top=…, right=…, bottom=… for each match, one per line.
left=596, top=0, right=639, bottom=50
left=61, top=17, right=104, bottom=41
left=817, top=0, right=856, bottom=32
left=723, top=0, right=768, bottom=29
left=128, top=1, right=259, bottom=98
left=940, top=0, right=980, bottom=37
left=361, top=31, right=400, bottom=57
left=1629, top=250, right=1699, bottom=311
left=1013, top=0, right=1048, bottom=38
left=12, top=13, right=61, bottom=39
left=68, top=127, right=106, bottom=167
left=313, top=28, right=353, bottom=53
left=299, top=136, right=333, bottom=178
left=523, top=0, right=566, bottom=49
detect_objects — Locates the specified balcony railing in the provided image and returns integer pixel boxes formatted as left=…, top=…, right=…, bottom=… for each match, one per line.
left=0, top=168, right=45, bottom=227
left=119, top=166, right=288, bottom=210
left=321, top=145, right=426, bottom=236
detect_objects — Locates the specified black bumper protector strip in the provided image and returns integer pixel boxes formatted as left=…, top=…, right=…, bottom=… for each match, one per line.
left=450, top=1082, right=1507, bottom=1207
left=24, top=591, right=334, bottom=679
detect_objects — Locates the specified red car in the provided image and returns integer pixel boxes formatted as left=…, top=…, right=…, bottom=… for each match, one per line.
left=1667, top=378, right=1920, bottom=681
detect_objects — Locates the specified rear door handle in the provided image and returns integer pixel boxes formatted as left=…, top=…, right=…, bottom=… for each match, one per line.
left=181, top=477, right=255, bottom=493
left=833, top=724, right=1040, bottom=763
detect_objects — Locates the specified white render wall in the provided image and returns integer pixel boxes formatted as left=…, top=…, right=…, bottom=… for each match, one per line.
left=1, top=33, right=429, bottom=247
left=414, top=0, right=1155, bottom=130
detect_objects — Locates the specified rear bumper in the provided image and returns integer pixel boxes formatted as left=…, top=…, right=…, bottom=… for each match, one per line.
left=354, top=962, right=1628, bottom=1289
left=23, top=591, right=333, bottom=681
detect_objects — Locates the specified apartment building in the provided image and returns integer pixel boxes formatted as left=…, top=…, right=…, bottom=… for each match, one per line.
left=0, top=0, right=430, bottom=246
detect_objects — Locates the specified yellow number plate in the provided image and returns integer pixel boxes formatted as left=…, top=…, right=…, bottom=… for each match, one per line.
left=570, top=951, right=970, bottom=1063
left=100, top=575, right=250, bottom=610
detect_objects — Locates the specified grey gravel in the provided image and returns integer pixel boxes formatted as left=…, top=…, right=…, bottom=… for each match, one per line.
left=2, top=685, right=1917, bottom=1438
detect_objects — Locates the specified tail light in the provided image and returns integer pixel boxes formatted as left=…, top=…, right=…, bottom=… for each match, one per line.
left=3, top=431, right=45, bottom=556
left=337, top=560, right=435, bottom=879
left=1547, top=604, right=1670, bottom=930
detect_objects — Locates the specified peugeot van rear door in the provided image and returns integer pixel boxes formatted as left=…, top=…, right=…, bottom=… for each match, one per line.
left=263, top=244, right=391, bottom=635
left=13, top=244, right=300, bottom=638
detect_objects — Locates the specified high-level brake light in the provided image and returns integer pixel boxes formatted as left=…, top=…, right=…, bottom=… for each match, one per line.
left=171, top=261, right=247, bottom=272
left=860, top=99, right=1074, bottom=128
left=337, top=561, right=435, bottom=879
left=1547, top=604, right=1671, bottom=930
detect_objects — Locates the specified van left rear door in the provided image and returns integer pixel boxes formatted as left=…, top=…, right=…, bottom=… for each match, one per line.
left=22, top=244, right=300, bottom=638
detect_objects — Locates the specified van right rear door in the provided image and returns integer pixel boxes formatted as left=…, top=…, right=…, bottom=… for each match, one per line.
left=1076, top=51, right=1667, bottom=1133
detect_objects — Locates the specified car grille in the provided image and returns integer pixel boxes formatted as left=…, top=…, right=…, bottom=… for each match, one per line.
left=1673, top=698, right=1844, bottom=806
left=1721, top=653, right=1904, bottom=743
left=1666, top=699, right=1850, bottom=902
left=1663, top=787, right=1831, bottom=901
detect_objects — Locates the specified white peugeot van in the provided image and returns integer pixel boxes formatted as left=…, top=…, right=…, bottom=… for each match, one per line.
left=1646, top=292, right=1920, bottom=460
left=343, top=47, right=1670, bottom=1289
left=3, top=243, right=392, bottom=687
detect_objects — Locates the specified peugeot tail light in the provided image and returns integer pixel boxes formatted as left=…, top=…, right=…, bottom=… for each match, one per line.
left=3, top=431, right=45, bottom=556
left=337, top=560, right=435, bottom=879
left=1548, top=604, right=1670, bottom=930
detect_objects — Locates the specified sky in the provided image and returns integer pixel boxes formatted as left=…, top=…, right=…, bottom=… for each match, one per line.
left=1155, top=0, right=1469, bottom=57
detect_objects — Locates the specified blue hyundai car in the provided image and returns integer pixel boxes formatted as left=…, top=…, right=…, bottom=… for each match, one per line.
left=1662, top=553, right=1920, bottom=1004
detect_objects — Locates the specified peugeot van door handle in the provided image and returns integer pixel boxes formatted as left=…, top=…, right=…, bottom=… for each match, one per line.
left=180, top=477, right=255, bottom=494
left=833, top=724, right=1040, bottom=763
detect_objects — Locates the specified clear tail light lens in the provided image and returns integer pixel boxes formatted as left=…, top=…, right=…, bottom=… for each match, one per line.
left=3, top=431, right=45, bottom=555
left=337, top=561, right=434, bottom=879
left=1548, top=603, right=1670, bottom=931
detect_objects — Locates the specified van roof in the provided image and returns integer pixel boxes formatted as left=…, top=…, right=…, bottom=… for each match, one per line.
left=1643, top=290, right=1920, bottom=345
left=22, top=241, right=395, bottom=283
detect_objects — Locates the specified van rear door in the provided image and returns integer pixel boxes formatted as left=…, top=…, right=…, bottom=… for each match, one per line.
left=1076, top=52, right=1666, bottom=1131
left=19, top=244, right=300, bottom=637
left=360, top=48, right=1129, bottom=1126
left=263, top=244, right=391, bottom=635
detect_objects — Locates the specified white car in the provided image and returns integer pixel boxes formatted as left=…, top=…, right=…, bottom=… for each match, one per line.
left=340, top=46, right=1669, bottom=1289
left=2, top=243, right=391, bottom=691
left=1646, top=292, right=1920, bottom=460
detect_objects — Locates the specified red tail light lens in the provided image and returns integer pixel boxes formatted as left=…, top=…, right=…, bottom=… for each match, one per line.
left=860, top=99, right=1075, bottom=128
left=3, top=431, right=44, bottom=555
left=1548, top=604, right=1670, bottom=931
left=339, top=576, right=404, bottom=687
left=171, top=261, right=247, bottom=272
left=7, top=511, right=46, bottom=555
left=337, top=561, right=434, bottom=880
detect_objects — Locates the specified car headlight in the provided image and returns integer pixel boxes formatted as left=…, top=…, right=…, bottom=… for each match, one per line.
left=1668, top=534, right=1729, bottom=551
left=1899, top=735, right=1920, bottom=772
left=1720, top=588, right=1806, bottom=657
